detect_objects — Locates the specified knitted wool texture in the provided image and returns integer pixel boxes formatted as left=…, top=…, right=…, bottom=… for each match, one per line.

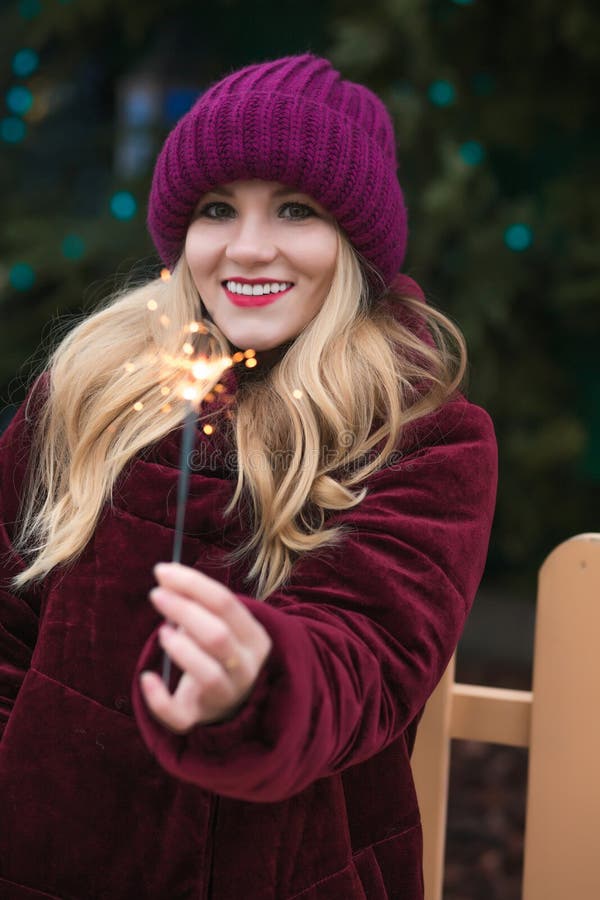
left=147, top=53, right=408, bottom=290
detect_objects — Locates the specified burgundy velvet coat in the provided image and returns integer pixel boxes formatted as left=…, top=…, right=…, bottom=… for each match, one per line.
left=0, top=364, right=497, bottom=899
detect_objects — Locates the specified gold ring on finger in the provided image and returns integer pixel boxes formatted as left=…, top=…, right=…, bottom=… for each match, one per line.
left=222, top=654, right=240, bottom=673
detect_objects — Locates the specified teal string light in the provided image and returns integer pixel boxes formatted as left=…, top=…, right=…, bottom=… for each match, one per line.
left=10, top=263, right=36, bottom=291
left=459, top=141, right=485, bottom=165
left=110, top=191, right=137, bottom=220
left=504, top=223, right=533, bottom=251
left=6, top=86, right=33, bottom=116
left=428, top=80, right=455, bottom=107
left=18, top=0, right=42, bottom=20
left=1, top=117, right=27, bottom=143
left=13, top=49, right=39, bottom=78
left=61, top=234, right=86, bottom=260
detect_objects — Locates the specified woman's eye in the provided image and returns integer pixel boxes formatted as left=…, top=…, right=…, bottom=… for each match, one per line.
left=197, top=202, right=234, bottom=219
left=280, top=202, right=315, bottom=219
left=195, top=200, right=315, bottom=220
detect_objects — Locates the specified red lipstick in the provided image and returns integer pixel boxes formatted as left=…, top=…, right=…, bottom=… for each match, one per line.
left=221, top=280, right=294, bottom=308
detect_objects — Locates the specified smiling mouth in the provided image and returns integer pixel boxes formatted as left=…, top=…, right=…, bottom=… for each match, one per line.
left=221, top=281, right=294, bottom=307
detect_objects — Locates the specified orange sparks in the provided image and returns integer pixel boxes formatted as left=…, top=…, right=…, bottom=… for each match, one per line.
left=160, top=268, right=171, bottom=281
left=203, top=424, right=214, bottom=435
left=123, top=317, right=233, bottom=419
left=231, top=351, right=245, bottom=363
left=147, top=299, right=158, bottom=311
left=245, top=357, right=258, bottom=368
left=244, top=348, right=256, bottom=358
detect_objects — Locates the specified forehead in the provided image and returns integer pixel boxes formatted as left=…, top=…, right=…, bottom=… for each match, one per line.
left=196, top=179, right=328, bottom=212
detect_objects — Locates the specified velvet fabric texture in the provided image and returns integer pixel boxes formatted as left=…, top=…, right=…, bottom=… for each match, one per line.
left=0, top=344, right=498, bottom=898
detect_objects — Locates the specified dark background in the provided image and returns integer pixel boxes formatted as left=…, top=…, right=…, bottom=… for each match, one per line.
left=1, top=2, right=599, bottom=896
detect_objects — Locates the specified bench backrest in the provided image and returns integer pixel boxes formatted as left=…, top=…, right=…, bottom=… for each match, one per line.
left=411, top=533, right=600, bottom=900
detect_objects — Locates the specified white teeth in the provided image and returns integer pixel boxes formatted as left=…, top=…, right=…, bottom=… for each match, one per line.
left=225, top=280, right=293, bottom=295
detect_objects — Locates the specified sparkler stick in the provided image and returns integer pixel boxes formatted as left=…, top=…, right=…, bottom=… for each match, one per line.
left=161, top=352, right=233, bottom=687
left=140, top=295, right=257, bottom=687
left=161, top=397, right=197, bottom=686
left=171, top=399, right=197, bottom=566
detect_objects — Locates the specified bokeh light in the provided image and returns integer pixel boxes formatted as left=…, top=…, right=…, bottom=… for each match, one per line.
left=9, top=263, right=36, bottom=291
left=504, top=223, right=533, bottom=251
left=459, top=140, right=485, bottom=165
left=6, top=86, right=34, bottom=116
left=12, top=49, right=39, bottom=78
left=61, top=234, right=86, bottom=260
left=164, top=88, right=201, bottom=125
left=1, top=117, right=27, bottom=143
left=428, top=80, right=456, bottom=107
left=110, top=191, right=137, bottom=220
left=18, top=0, right=41, bottom=20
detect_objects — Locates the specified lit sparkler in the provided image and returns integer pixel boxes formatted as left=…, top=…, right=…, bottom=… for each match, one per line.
left=134, top=290, right=259, bottom=686
left=160, top=345, right=234, bottom=686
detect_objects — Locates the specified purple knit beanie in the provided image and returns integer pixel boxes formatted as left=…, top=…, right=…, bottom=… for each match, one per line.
left=147, top=53, right=408, bottom=292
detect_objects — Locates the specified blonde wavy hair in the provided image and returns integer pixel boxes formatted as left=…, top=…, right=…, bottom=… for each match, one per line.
left=11, top=231, right=466, bottom=599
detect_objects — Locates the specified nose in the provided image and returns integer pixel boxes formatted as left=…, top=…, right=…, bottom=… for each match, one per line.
left=224, top=215, right=278, bottom=267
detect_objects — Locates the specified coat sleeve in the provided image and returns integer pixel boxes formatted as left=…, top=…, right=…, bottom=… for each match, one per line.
left=131, top=395, right=498, bottom=802
left=0, top=379, right=45, bottom=740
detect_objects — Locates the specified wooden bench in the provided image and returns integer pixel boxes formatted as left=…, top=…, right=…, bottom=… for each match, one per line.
left=411, top=533, right=600, bottom=900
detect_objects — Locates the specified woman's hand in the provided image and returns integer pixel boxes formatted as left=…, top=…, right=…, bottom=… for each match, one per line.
left=139, top=562, right=272, bottom=734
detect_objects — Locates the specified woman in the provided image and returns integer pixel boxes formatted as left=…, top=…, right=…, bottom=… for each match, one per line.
left=0, top=54, right=497, bottom=898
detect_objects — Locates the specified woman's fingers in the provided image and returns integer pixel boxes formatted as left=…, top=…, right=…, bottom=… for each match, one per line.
left=139, top=669, right=213, bottom=733
left=158, top=625, right=240, bottom=702
left=149, top=587, right=245, bottom=678
left=141, top=563, right=273, bottom=732
left=141, top=624, right=254, bottom=731
left=153, top=562, right=256, bottom=643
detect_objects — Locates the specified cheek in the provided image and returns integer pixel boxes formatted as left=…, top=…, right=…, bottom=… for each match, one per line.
left=302, top=228, right=338, bottom=281
left=184, top=230, right=216, bottom=280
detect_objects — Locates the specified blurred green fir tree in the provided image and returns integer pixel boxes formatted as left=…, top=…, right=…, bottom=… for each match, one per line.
left=1, top=0, right=598, bottom=592
left=326, top=0, right=600, bottom=590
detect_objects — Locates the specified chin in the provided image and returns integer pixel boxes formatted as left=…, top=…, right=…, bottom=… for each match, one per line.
left=224, top=331, right=287, bottom=353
